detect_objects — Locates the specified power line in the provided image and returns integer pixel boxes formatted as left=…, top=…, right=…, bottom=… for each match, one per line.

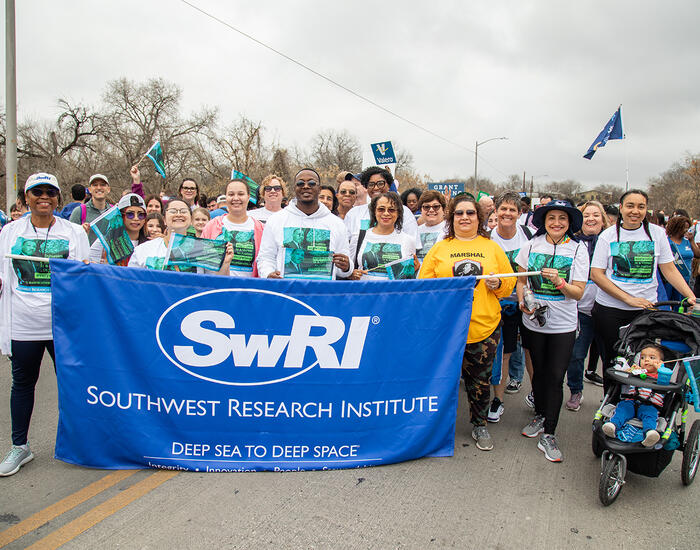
left=179, top=0, right=510, bottom=179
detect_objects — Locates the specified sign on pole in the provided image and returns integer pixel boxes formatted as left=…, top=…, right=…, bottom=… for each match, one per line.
left=371, top=141, right=396, bottom=165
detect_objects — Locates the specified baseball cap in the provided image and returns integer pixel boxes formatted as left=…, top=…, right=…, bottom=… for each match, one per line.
left=89, top=174, right=110, bottom=186
left=217, top=194, right=226, bottom=203
left=117, top=193, right=146, bottom=211
left=344, top=173, right=362, bottom=182
left=25, top=173, right=60, bottom=193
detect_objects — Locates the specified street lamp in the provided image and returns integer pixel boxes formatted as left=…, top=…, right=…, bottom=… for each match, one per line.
left=474, top=137, right=508, bottom=197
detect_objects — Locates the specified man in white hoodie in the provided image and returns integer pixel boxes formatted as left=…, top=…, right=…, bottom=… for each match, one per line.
left=257, top=168, right=353, bottom=279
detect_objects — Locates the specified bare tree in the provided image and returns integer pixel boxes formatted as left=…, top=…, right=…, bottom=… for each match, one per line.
left=648, top=154, right=700, bottom=218
left=540, top=179, right=582, bottom=200
left=309, top=130, right=362, bottom=174
left=99, top=78, right=217, bottom=193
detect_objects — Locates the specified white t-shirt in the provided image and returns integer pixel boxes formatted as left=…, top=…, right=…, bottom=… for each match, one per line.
left=491, top=225, right=531, bottom=302
left=4, top=219, right=90, bottom=340
left=208, top=217, right=256, bottom=277
left=128, top=237, right=201, bottom=273
left=89, top=237, right=138, bottom=264
left=344, top=203, right=418, bottom=241
left=351, top=229, right=417, bottom=279
left=578, top=280, right=597, bottom=316
left=416, top=221, right=446, bottom=261
left=516, top=234, right=589, bottom=333
left=591, top=223, right=674, bottom=310
left=249, top=207, right=280, bottom=224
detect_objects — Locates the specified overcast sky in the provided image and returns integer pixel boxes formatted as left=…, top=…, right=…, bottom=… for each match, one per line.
left=3, top=0, right=699, bottom=190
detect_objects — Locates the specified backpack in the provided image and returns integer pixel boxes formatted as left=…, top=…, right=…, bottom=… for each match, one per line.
left=80, top=202, right=113, bottom=224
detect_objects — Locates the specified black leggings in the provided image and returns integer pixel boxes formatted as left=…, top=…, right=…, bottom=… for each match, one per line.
left=10, top=340, right=55, bottom=446
left=591, top=303, right=642, bottom=393
left=523, top=327, right=576, bottom=435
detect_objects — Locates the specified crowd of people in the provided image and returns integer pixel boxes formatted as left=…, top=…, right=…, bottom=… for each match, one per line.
left=0, top=164, right=698, bottom=475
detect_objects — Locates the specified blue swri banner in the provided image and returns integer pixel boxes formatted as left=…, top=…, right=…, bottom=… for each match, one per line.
left=51, top=261, right=474, bottom=472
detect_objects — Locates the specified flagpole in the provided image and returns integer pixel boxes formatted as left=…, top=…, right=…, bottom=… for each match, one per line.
left=136, top=140, right=158, bottom=168
left=621, top=104, right=629, bottom=192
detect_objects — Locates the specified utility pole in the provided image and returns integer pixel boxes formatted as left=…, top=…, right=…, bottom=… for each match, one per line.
left=5, top=0, right=17, bottom=213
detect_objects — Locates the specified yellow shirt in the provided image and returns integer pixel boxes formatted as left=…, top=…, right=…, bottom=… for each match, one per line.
left=418, top=236, right=515, bottom=343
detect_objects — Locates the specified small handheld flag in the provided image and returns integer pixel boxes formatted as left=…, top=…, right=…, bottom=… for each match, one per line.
left=143, top=141, right=166, bottom=178
left=231, top=169, right=259, bottom=205
left=583, top=106, right=624, bottom=160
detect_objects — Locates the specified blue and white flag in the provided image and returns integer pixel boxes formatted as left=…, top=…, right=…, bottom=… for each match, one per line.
left=51, top=262, right=475, bottom=472
left=371, top=141, right=396, bottom=165
left=583, top=106, right=624, bottom=159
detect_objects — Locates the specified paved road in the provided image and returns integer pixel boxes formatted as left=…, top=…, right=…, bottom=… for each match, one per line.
left=1, top=354, right=698, bottom=549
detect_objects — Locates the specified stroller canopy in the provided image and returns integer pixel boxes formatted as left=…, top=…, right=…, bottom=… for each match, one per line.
left=616, top=311, right=700, bottom=359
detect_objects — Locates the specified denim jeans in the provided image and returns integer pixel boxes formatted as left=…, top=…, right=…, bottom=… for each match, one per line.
left=10, top=340, right=55, bottom=446
left=566, top=312, right=592, bottom=393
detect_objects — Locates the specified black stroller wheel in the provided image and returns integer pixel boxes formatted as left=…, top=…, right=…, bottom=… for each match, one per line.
left=599, top=452, right=626, bottom=506
left=681, top=419, right=700, bottom=486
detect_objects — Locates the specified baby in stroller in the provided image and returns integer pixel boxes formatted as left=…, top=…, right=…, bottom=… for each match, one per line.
left=602, top=344, right=665, bottom=447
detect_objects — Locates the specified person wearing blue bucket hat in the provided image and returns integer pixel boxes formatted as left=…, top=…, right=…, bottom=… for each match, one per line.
left=515, top=199, right=589, bottom=462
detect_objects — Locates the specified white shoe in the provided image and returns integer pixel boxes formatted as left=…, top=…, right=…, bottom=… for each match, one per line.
left=0, top=444, right=34, bottom=476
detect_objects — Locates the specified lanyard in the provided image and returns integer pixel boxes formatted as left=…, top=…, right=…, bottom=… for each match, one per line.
left=29, top=218, right=54, bottom=257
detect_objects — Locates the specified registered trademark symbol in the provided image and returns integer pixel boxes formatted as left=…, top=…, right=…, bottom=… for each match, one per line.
left=371, top=316, right=380, bottom=325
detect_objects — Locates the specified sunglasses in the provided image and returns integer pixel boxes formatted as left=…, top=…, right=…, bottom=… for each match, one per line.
left=295, top=180, right=318, bottom=187
left=338, top=189, right=356, bottom=196
left=454, top=209, right=477, bottom=217
left=265, top=185, right=283, bottom=192
left=124, top=211, right=147, bottom=220
left=376, top=207, right=398, bottom=214
left=29, top=187, right=60, bottom=198
left=422, top=204, right=442, bottom=211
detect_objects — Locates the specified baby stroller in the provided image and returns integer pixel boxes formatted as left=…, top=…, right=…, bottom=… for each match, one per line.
left=591, top=304, right=700, bottom=505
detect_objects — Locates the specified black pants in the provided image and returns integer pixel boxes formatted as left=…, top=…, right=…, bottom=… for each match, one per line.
left=10, top=340, right=55, bottom=446
left=591, top=303, right=642, bottom=393
left=523, top=327, right=576, bottom=435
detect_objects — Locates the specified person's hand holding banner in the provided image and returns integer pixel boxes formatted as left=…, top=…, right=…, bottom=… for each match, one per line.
left=332, top=253, right=350, bottom=272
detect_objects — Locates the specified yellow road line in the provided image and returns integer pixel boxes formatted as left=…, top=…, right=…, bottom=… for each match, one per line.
left=0, top=470, right=137, bottom=547
left=25, top=470, right=179, bottom=550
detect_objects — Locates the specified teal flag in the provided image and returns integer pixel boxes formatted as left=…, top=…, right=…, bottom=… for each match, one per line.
left=146, top=141, right=166, bottom=178
left=231, top=169, right=259, bottom=205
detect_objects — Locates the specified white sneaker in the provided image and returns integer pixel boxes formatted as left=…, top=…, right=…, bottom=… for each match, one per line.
left=602, top=422, right=616, bottom=438
left=0, top=444, right=34, bottom=476
left=487, top=398, right=505, bottom=423
left=642, top=429, right=660, bottom=447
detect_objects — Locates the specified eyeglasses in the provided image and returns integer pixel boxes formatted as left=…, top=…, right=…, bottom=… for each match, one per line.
left=376, top=207, right=398, bottom=214
left=338, top=189, right=356, bottom=196
left=181, top=186, right=197, bottom=192
left=295, top=180, right=318, bottom=188
left=166, top=208, right=190, bottom=215
left=422, top=204, right=442, bottom=212
left=454, top=209, right=477, bottom=217
left=29, top=187, right=60, bottom=198
left=265, top=185, right=283, bottom=192
left=367, top=180, right=388, bottom=189
left=124, top=211, right=147, bottom=220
